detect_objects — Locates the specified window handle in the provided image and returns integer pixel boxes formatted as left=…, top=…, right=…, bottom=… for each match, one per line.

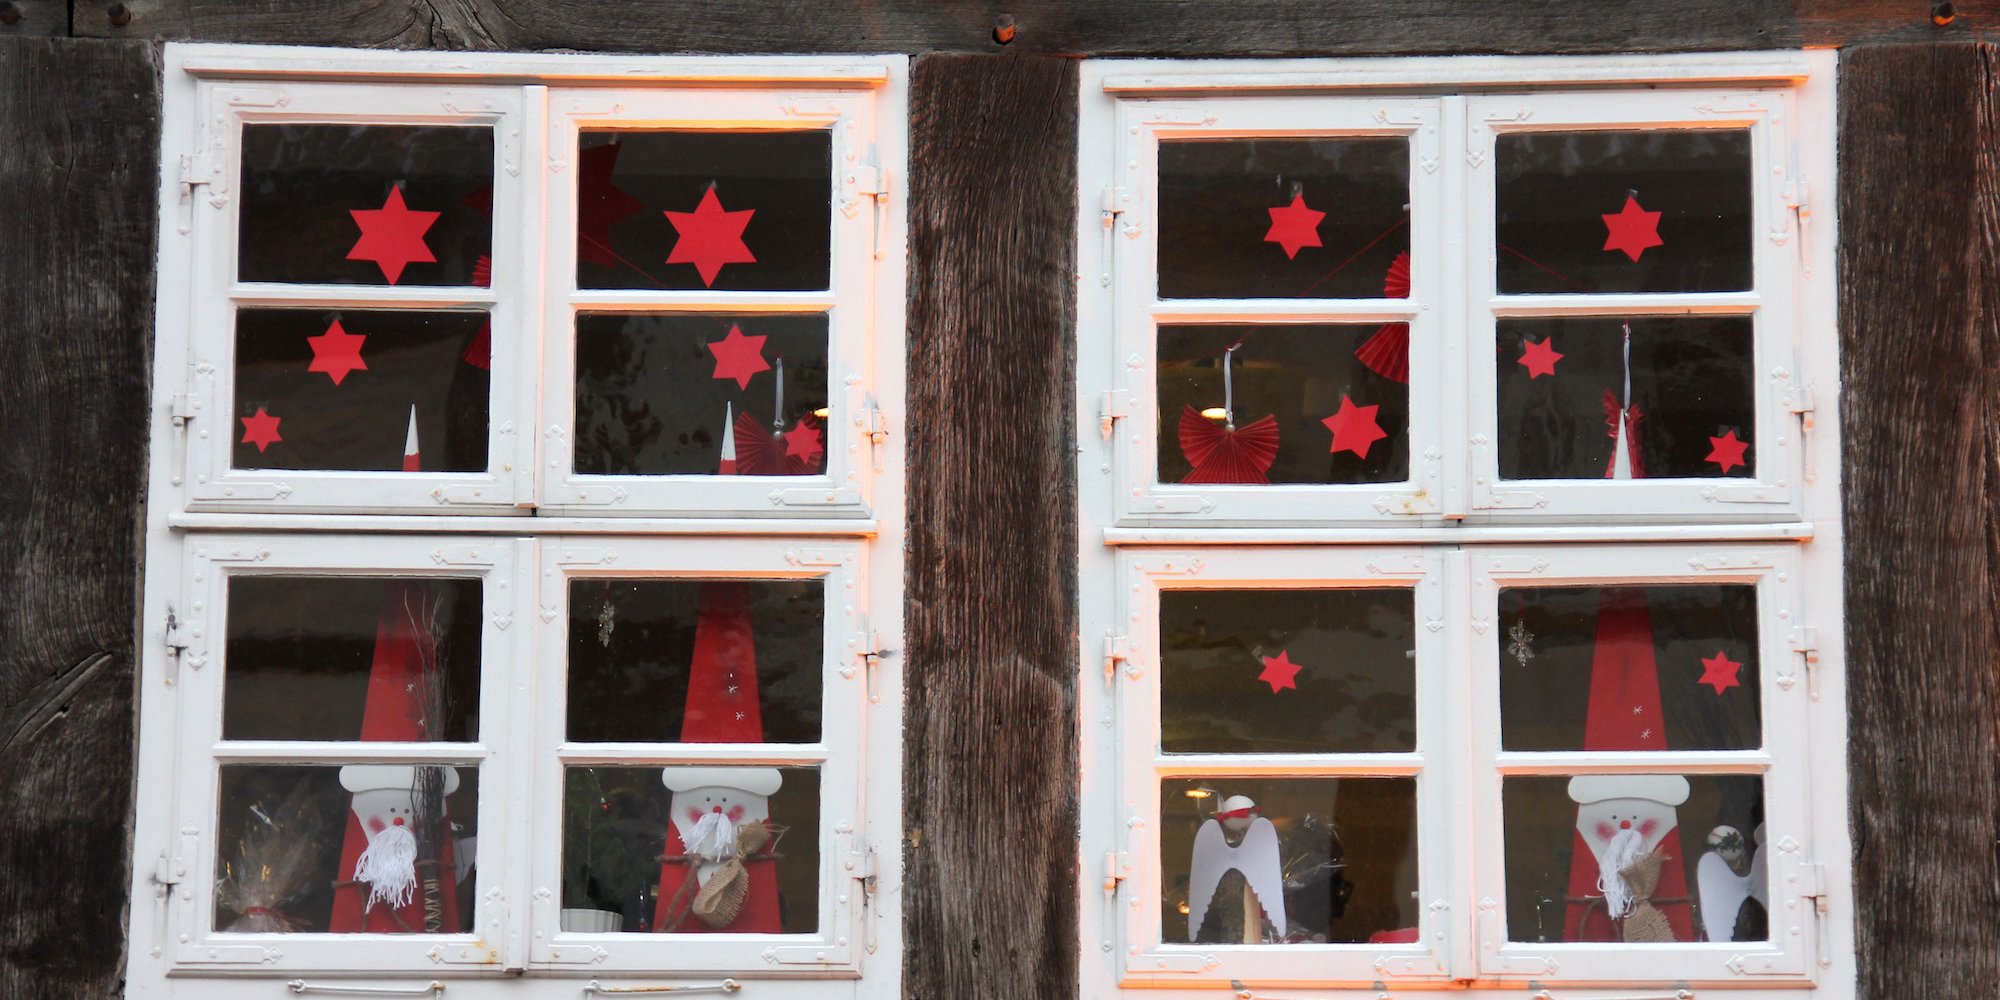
left=583, top=981, right=741, bottom=995
left=1532, top=991, right=1694, bottom=1000
left=286, top=982, right=443, bottom=997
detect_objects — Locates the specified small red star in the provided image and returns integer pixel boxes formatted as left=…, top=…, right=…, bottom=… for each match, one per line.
left=1698, top=650, right=1743, bottom=695
left=665, top=187, right=757, bottom=286
left=1258, top=649, right=1303, bottom=693
left=240, top=407, right=283, bottom=452
left=1518, top=337, right=1564, bottom=379
left=706, top=324, right=770, bottom=389
left=347, top=185, right=440, bottom=284
left=1322, top=395, right=1388, bottom=459
left=1706, top=429, right=1750, bottom=473
left=1601, top=195, right=1665, bottom=262
left=306, top=319, right=368, bottom=385
left=1264, top=193, right=1326, bottom=259
left=783, top=416, right=825, bottom=466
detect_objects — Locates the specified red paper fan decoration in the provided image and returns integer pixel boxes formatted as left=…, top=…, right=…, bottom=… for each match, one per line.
left=1178, top=407, right=1279, bottom=484
left=1354, top=252, right=1411, bottom=383
left=733, top=410, right=824, bottom=476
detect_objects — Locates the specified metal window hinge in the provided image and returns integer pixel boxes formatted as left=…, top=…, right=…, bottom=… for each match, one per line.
left=1098, top=185, right=1131, bottom=285
left=1788, top=625, right=1821, bottom=700
left=862, top=401, right=890, bottom=471
left=848, top=617, right=889, bottom=703
left=152, top=854, right=185, bottom=890
left=178, top=153, right=216, bottom=192
left=1103, top=632, right=1137, bottom=688
left=167, top=393, right=200, bottom=487
left=1783, top=171, right=1813, bottom=273
left=163, top=606, right=203, bottom=683
left=850, top=163, right=892, bottom=259
left=1102, top=850, right=1130, bottom=895
left=1099, top=389, right=1133, bottom=441
left=1800, top=860, right=1832, bottom=968
left=1784, top=380, right=1818, bottom=484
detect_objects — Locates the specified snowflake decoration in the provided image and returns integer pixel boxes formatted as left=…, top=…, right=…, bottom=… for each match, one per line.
left=1507, top=619, right=1536, bottom=667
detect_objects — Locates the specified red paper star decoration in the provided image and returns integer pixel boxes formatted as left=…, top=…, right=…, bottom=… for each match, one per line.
left=576, top=142, right=647, bottom=270
left=1698, top=650, right=1743, bottom=695
left=307, top=319, right=368, bottom=386
left=706, top=324, right=771, bottom=389
left=1601, top=195, right=1665, bottom=263
left=1264, top=193, right=1326, bottom=259
left=1322, top=395, right=1388, bottom=459
left=1259, top=649, right=1303, bottom=693
left=783, top=415, right=825, bottom=465
left=1178, top=406, right=1280, bottom=485
left=347, top=185, right=440, bottom=284
left=240, top=407, right=283, bottom=452
left=1706, top=429, right=1750, bottom=473
left=1518, top=337, right=1564, bottom=379
left=665, top=187, right=757, bottom=287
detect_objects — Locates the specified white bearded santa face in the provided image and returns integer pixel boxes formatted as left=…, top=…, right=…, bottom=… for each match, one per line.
left=339, top=764, right=460, bottom=913
left=663, top=766, right=782, bottom=882
left=1568, top=774, right=1688, bottom=919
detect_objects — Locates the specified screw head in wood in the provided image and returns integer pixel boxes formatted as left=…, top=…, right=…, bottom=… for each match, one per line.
left=992, top=13, right=1017, bottom=45
left=0, top=3, right=21, bottom=27
left=108, top=2, right=132, bottom=26
left=1931, top=1, right=1956, bottom=25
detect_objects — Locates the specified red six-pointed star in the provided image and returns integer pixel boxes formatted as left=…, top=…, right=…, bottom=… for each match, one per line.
left=1264, top=193, right=1326, bottom=259
left=1322, top=395, right=1388, bottom=459
left=307, top=319, right=368, bottom=386
left=1518, top=337, right=1564, bottom=379
left=347, top=185, right=440, bottom=285
left=1601, top=194, right=1665, bottom=262
left=665, top=187, right=757, bottom=287
left=706, top=324, right=771, bottom=390
left=240, top=407, right=283, bottom=452
left=1706, top=429, right=1750, bottom=473
left=1698, top=650, right=1743, bottom=695
left=1259, top=650, right=1303, bottom=693
left=783, top=417, right=825, bottom=465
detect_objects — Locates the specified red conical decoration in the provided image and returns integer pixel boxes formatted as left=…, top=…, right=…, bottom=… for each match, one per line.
left=1354, top=252, right=1411, bottom=384
left=1177, top=406, right=1280, bottom=484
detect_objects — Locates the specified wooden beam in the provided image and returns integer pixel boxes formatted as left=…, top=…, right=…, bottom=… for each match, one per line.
left=1838, top=40, right=2000, bottom=1000
left=903, top=54, right=1078, bottom=1000
left=0, top=35, right=159, bottom=1000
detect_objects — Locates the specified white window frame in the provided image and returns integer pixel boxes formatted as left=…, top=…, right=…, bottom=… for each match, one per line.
left=131, top=44, right=907, bottom=1000
left=1078, top=51, right=1851, bottom=1000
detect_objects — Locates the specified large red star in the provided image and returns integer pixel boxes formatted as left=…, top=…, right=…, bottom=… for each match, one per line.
left=240, top=407, right=283, bottom=452
left=665, top=187, right=757, bottom=286
left=306, top=319, right=368, bottom=385
left=783, top=416, right=825, bottom=467
left=1698, top=650, right=1743, bottom=695
left=1518, top=337, right=1564, bottom=379
left=347, top=185, right=440, bottom=284
left=576, top=142, right=646, bottom=269
left=1706, top=429, right=1750, bottom=473
left=1601, top=194, right=1665, bottom=262
left=1258, top=649, right=1303, bottom=693
left=1322, top=395, right=1388, bottom=459
left=1264, top=193, right=1326, bottom=259
left=706, top=324, right=770, bottom=389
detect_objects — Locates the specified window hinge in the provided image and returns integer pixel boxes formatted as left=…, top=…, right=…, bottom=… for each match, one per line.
left=1102, top=850, right=1130, bottom=895
left=178, top=153, right=216, bottom=192
left=152, top=853, right=185, bottom=890
left=862, top=400, right=890, bottom=471
left=168, top=393, right=199, bottom=487
left=849, top=162, right=891, bottom=259
left=1784, top=379, right=1818, bottom=484
left=1099, top=389, right=1133, bottom=441
left=1783, top=170, right=1813, bottom=273
left=852, top=164, right=890, bottom=200
left=1801, top=860, right=1832, bottom=968
left=848, top=616, right=888, bottom=703
left=1788, top=625, right=1821, bottom=700
left=1098, top=185, right=1131, bottom=285
left=1103, top=632, right=1137, bottom=689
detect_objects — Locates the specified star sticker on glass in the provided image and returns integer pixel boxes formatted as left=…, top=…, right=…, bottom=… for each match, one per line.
left=306, top=319, right=368, bottom=385
left=1264, top=193, right=1326, bottom=259
left=1707, top=429, right=1750, bottom=473
left=1258, top=649, right=1303, bottom=693
left=575, top=142, right=646, bottom=269
left=347, top=185, right=440, bottom=284
left=706, top=324, right=771, bottom=390
left=1518, top=337, right=1564, bottom=379
left=783, top=416, right=825, bottom=466
left=1699, top=650, right=1743, bottom=695
left=665, top=186, right=757, bottom=287
left=240, top=407, right=283, bottom=452
left=1322, top=395, right=1387, bottom=459
left=1601, top=194, right=1665, bottom=262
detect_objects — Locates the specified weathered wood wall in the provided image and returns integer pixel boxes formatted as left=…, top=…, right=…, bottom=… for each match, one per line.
left=1838, top=40, right=2000, bottom=1000
left=0, top=35, right=160, bottom=1000
left=903, top=54, right=1079, bottom=1000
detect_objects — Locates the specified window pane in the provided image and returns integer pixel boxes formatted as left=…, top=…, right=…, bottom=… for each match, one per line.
left=574, top=131, right=831, bottom=291
left=1160, top=589, right=1415, bottom=754
left=233, top=308, right=490, bottom=473
left=1495, top=130, right=1752, bottom=294
left=1158, top=138, right=1410, bottom=300
left=1496, top=317, right=1755, bottom=481
left=573, top=313, right=829, bottom=477
left=238, top=124, right=493, bottom=286
left=1502, top=774, right=1766, bottom=944
left=567, top=579, right=823, bottom=744
left=1158, top=325, right=1409, bottom=486
left=1161, top=777, right=1418, bottom=945
left=560, top=765, right=820, bottom=934
left=224, top=577, right=482, bottom=743
left=1498, top=586, right=1761, bottom=752
left=215, top=763, right=478, bottom=934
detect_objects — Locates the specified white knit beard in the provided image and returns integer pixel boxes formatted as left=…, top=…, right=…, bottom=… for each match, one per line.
left=354, top=823, right=419, bottom=914
left=685, top=811, right=737, bottom=862
left=1596, top=827, right=1648, bottom=919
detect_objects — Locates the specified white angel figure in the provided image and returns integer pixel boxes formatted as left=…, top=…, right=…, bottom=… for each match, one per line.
left=1186, top=794, right=1288, bottom=942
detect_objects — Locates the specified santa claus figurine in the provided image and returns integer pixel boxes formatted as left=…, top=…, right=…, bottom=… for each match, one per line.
left=332, top=764, right=461, bottom=933
left=1565, top=774, right=1694, bottom=943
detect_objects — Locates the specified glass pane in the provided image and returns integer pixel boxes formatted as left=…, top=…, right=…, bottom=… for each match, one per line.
left=573, top=313, right=829, bottom=477
left=1503, top=774, right=1766, bottom=944
left=215, top=763, right=478, bottom=934
left=1158, top=138, right=1411, bottom=300
left=567, top=579, right=823, bottom=744
left=1498, top=585, right=1761, bottom=752
left=1160, top=589, right=1415, bottom=754
left=560, top=765, right=820, bottom=934
left=239, top=124, right=493, bottom=286
left=1161, top=777, right=1418, bottom=945
left=1158, top=325, right=1409, bottom=485
left=224, top=577, right=481, bottom=742
left=233, top=308, right=490, bottom=473
left=574, top=131, right=832, bottom=291
left=1495, top=129, right=1752, bottom=294
left=1496, top=317, right=1754, bottom=481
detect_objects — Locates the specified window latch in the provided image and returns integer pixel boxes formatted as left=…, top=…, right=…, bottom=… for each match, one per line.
left=584, top=980, right=739, bottom=996
left=286, top=982, right=444, bottom=997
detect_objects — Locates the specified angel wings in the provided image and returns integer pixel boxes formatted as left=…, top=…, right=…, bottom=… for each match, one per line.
left=1187, top=816, right=1288, bottom=942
